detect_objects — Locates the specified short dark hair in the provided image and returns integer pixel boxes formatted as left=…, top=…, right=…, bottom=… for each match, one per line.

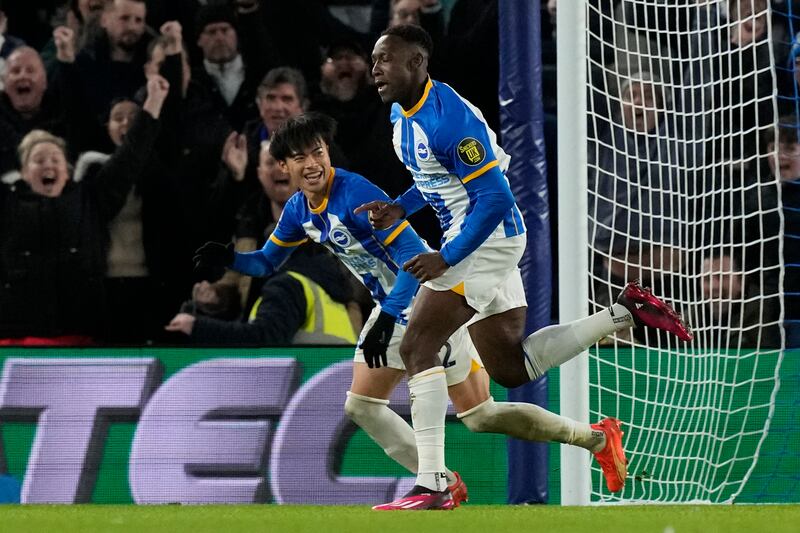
left=764, top=115, right=800, bottom=147
left=380, top=23, right=433, bottom=57
left=257, top=67, right=307, bottom=103
left=269, top=112, right=337, bottom=161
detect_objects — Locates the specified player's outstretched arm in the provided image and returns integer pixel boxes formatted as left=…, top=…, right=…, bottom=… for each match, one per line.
left=231, top=238, right=296, bottom=278
left=354, top=200, right=405, bottom=230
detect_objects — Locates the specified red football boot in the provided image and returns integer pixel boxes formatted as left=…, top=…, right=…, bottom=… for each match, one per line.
left=617, top=280, right=693, bottom=342
left=448, top=471, right=469, bottom=507
left=591, top=417, right=627, bottom=493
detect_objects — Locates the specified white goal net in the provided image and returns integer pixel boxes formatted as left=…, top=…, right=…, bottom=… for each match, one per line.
left=580, top=0, right=787, bottom=503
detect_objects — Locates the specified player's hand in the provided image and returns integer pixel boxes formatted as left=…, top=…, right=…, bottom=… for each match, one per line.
left=165, top=313, right=196, bottom=335
left=403, top=252, right=449, bottom=282
left=359, top=311, right=395, bottom=368
left=353, top=201, right=405, bottom=230
left=193, top=241, right=234, bottom=270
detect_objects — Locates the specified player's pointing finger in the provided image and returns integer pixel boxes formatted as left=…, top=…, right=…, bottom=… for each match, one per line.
left=353, top=201, right=386, bottom=215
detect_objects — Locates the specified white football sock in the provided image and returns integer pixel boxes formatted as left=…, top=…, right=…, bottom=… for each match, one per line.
left=458, top=397, right=606, bottom=452
left=344, top=392, right=456, bottom=485
left=521, top=305, right=635, bottom=380
left=408, top=366, right=448, bottom=492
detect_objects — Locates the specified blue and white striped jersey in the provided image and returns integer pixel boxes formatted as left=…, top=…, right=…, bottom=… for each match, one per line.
left=232, top=167, right=425, bottom=321
left=391, top=78, right=526, bottom=266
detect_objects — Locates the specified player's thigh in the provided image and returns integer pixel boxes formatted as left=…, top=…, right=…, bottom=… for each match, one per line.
left=401, top=286, right=475, bottom=359
left=448, top=367, right=491, bottom=414
left=468, top=306, right=528, bottom=375
left=350, top=362, right=406, bottom=399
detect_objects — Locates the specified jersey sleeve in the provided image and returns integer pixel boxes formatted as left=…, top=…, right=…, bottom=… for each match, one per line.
left=232, top=198, right=307, bottom=277
left=380, top=224, right=425, bottom=317
left=348, top=175, right=427, bottom=318
left=394, top=184, right=428, bottom=217
left=438, top=169, right=515, bottom=265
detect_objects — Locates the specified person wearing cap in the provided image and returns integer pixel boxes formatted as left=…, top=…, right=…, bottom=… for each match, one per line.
left=192, top=0, right=280, bottom=131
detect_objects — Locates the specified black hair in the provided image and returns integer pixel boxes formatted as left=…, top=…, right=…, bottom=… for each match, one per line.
left=269, top=112, right=337, bottom=161
left=763, top=114, right=800, bottom=148
left=106, top=97, right=138, bottom=121
left=380, top=23, right=433, bottom=57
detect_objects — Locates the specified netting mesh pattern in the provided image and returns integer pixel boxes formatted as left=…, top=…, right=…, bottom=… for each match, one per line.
left=584, top=0, right=789, bottom=502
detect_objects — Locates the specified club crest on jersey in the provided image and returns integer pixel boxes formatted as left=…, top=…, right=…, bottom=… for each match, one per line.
left=457, top=137, right=486, bottom=166
left=416, top=142, right=429, bottom=160
left=331, top=229, right=352, bottom=247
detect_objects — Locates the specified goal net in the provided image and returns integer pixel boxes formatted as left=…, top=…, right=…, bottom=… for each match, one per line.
left=581, top=0, right=791, bottom=503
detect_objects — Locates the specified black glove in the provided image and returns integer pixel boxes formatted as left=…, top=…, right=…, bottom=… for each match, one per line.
left=359, top=311, right=396, bottom=368
left=193, top=241, right=235, bottom=271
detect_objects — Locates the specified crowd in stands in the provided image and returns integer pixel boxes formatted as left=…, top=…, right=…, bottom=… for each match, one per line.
left=0, top=0, right=797, bottom=349
left=542, top=0, right=800, bottom=348
left=0, top=0, right=496, bottom=347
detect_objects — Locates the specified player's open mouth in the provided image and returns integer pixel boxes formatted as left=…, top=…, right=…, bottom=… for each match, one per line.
left=41, top=175, right=57, bottom=186
left=375, top=81, right=388, bottom=93
left=303, top=171, right=324, bottom=183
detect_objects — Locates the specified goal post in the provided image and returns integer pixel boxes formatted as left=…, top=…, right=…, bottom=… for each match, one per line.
left=557, top=0, right=591, bottom=506
left=558, top=0, right=788, bottom=503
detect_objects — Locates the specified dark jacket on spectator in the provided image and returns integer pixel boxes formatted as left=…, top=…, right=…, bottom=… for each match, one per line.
left=0, top=89, right=66, bottom=176
left=146, top=53, right=233, bottom=269
left=187, top=243, right=355, bottom=345
left=69, top=30, right=154, bottom=152
left=0, top=112, right=159, bottom=339
left=191, top=4, right=280, bottom=131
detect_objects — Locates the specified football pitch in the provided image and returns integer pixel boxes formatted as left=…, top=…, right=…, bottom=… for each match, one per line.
left=1, top=504, right=798, bottom=533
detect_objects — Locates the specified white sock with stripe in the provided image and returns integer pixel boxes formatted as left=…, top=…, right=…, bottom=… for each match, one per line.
left=344, top=391, right=456, bottom=484
left=522, top=304, right=634, bottom=380
left=408, top=366, right=448, bottom=492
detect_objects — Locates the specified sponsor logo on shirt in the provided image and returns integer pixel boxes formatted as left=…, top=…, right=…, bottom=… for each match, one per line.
left=411, top=171, right=449, bottom=189
left=331, top=229, right=352, bottom=247
left=416, top=142, right=429, bottom=160
left=457, top=137, right=486, bottom=166
left=339, top=253, right=378, bottom=273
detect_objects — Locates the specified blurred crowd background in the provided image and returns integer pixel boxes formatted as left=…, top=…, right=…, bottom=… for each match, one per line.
left=0, top=0, right=797, bottom=349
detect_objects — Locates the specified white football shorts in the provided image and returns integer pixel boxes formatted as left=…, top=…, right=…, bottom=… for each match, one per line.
left=354, top=305, right=482, bottom=386
left=424, top=234, right=528, bottom=324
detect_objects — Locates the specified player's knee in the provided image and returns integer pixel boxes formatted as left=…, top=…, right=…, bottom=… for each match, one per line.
left=458, top=397, right=497, bottom=433
left=344, top=391, right=386, bottom=425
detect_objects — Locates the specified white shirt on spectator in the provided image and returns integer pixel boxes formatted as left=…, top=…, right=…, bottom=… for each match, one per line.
left=204, top=54, right=245, bottom=106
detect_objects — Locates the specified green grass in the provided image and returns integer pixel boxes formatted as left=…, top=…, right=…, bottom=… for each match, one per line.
left=0, top=504, right=798, bottom=533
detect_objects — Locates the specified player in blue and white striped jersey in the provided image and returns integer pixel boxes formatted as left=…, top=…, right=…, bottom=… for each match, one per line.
left=360, top=24, right=692, bottom=509
left=194, top=111, right=646, bottom=509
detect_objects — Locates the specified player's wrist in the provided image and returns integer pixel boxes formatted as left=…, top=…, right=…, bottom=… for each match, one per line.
left=438, top=248, right=454, bottom=266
